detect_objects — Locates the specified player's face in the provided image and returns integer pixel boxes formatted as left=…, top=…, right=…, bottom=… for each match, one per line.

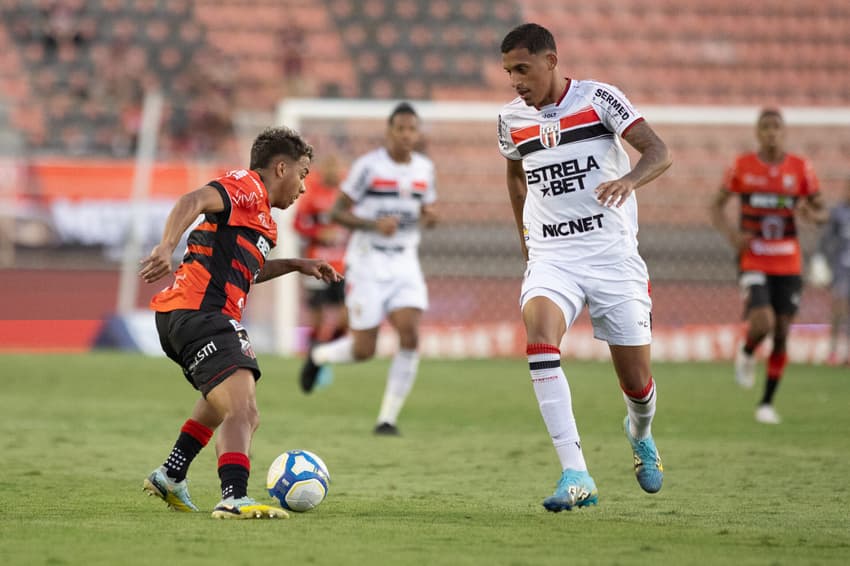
left=274, top=155, right=311, bottom=208
left=502, top=47, right=555, bottom=107
left=756, top=115, right=785, bottom=152
left=387, top=113, right=420, bottom=156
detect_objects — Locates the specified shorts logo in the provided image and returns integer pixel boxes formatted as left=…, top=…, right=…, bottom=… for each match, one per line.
left=228, top=319, right=245, bottom=332
left=240, top=338, right=256, bottom=359
left=188, top=340, right=218, bottom=372
left=540, top=122, right=561, bottom=148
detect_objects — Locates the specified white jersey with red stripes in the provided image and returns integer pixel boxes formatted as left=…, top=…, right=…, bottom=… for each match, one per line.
left=341, top=146, right=436, bottom=261
left=498, top=79, right=645, bottom=264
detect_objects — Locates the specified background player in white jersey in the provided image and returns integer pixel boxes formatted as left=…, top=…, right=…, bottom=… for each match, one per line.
left=299, top=102, right=437, bottom=436
left=498, top=23, right=672, bottom=511
left=812, top=177, right=850, bottom=365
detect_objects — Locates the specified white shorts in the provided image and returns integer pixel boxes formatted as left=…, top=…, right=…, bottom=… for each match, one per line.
left=344, top=252, right=428, bottom=330
left=520, top=254, right=653, bottom=346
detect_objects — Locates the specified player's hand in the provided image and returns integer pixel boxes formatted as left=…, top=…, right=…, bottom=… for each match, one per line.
left=728, top=231, right=754, bottom=252
left=420, top=207, right=438, bottom=228
left=375, top=216, right=399, bottom=236
left=139, top=243, right=174, bottom=283
left=297, top=259, right=343, bottom=283
left=594, top=177, right=636, bottom=208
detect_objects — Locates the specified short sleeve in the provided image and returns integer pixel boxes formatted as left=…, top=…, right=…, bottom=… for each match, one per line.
left=340, top=155, right=372, bottom=202
left=722, top=160, right=741, bottom=193
left=423, top=160, right=437, bottom=205
left=498, top=113, right=522, bottom=160
left=801, top=158, right=820, bottom=196
left=588, top=82, right=643, bottom=136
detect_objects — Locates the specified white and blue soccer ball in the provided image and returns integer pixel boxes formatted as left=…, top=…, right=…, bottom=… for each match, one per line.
left=266, top=449, right=330, bottom=512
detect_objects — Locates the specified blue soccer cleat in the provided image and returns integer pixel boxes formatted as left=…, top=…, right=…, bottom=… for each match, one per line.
left=542, top=469, right=599, bottom=512
left=623, top=416, right=664, bottom=493
left=143, top=466, right=199, bottom=512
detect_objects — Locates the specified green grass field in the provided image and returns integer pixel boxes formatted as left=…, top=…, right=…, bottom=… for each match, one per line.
left=1, top=353, right=848, bottom=566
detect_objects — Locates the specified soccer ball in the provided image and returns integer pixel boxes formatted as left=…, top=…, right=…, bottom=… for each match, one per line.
left=266, top=449, right=330, bottom=512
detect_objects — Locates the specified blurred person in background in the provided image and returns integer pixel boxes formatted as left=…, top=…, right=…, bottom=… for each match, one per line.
left=711, top=108, right=826, bottom=425
left=293, top=154, right=349, bottom=348
left=810, top=177, right=850, bottom=366
left=140, top=127, right=341, bottom=519
left=299, top=102, right=438, bottom=437
left=498, top=23, right=672, bottom=512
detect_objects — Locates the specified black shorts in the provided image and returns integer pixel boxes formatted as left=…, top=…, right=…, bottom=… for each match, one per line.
left=740, top=272, right=803, bottom=317
left=306, top=279, right=346, bottom=309
left=155, top=310, right=261, bottom=397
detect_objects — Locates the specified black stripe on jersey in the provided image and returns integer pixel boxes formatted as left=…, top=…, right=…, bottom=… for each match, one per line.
left=187, top=229, right=216, bottom=249
left=199, top=226, right=238, bottom=313
left=208, top=181, right=233, bottom=225
left=517, top=123, right=613, bottom=157
left=365, top=190, right=400, bottom=198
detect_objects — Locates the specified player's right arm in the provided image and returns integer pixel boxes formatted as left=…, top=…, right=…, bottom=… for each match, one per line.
left=505, top=157, right=529, bottom=261
left=710, top=186, right=750, bottom=252
left=330, top=192, right=398, bottom=236
left=139, top=186, right=225, bottom=283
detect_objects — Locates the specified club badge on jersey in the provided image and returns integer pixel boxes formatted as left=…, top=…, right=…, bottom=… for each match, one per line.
left=540, top=122, right=561, bottom=149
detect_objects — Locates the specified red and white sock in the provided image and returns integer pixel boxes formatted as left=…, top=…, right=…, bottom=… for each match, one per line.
left=622, top=378, right=656, bottom=440
left=528, top=344, right=586, bottom=472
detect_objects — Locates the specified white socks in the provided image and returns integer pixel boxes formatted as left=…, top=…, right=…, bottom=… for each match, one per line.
left=527, top=344, right=586, bottom=472
left=623, top=378, right=656, bottom=440
left=377, top=349, right=419, bottom=425
left=312, top=335, right=354, bottom=365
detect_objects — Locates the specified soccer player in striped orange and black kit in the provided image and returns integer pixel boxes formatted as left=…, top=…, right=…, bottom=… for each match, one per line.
left=139, top=127, right=341, bottom=519
left=711, top=108, right=826, bottom=424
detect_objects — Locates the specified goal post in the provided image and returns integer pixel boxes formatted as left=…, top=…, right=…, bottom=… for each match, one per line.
left=270, top=99, right=850, bottom=361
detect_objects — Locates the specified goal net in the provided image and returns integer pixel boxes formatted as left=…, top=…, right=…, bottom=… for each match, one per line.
left=254, top=99, right=850, bottom=362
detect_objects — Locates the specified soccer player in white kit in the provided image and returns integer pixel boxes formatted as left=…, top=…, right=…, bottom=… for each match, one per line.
left=300, top=102, right=437, bottom=436
left=499, top=24, right=672, bottom=511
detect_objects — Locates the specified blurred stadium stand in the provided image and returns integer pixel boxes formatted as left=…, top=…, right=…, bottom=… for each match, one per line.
left=1, top=0, right=849, bottom=356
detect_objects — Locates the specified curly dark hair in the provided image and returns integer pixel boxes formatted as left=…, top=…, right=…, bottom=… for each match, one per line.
left=250, top=126, right=314, bottom=170
left=500, top=23, right=557, bottom=55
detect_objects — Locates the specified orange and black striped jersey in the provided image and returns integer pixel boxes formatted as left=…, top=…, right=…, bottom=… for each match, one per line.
left=292, top=177, right=348, bottom=273
left=150, top=169, right=277, bottom=321
left=724, top=152, right=819, bottom=275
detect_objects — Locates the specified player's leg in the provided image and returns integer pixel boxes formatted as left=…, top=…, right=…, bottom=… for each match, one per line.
left=206, top=369, right=287, bottom=519
left=755, top=275, right=801, bottom=424
left=521, top=262, right=597, bottom=511
left=300, top=271, right=382, bottom=393
left=588, top=255, right=662, bottom=494
left=827, top=273, right=849, bottom=364
left=524, top=296, right=597, bottom=511
left=144, top=311, right=213, bottom=512
left=610, top=345, right=663, bottom=493
left=373, top=307, right=422, bottom=435
left=735, top=272, right=774, bottom=388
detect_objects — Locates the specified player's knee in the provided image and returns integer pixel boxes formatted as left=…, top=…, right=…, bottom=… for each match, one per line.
left=352, top=342, right=376, bottom=360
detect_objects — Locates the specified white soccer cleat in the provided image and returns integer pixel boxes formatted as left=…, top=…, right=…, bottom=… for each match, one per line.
left=734, top=347, right=756, bottom=389
left=755, top=404, right=781, bottom=425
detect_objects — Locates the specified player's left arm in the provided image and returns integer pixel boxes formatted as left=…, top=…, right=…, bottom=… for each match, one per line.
left=798, top=192, right=828, bottom=224
left=256, top=258, right=343, bottom=284
left=420, top=203, right=438, bottom=228
left=594, top=121, right=673, bottom=208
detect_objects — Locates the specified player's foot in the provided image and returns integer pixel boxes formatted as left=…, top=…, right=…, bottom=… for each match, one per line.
left=755, top=404, right=781, bottom=424
left=734, top=346, right=756, bottom=389
left=624, top=416, right=664, bottom=494
left=142, top=466, right=198, bottom=512
left=542, top=469, right=598, bottom=512
left=373, top=422, right=401, bottom=436
left=211, top=497, right=289, bottom=519
left=300, top=349, right=332, bottom=393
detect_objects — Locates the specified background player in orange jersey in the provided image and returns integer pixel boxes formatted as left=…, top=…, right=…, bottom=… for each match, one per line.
left=293, top=154, right=349, bottom=347
left=139, top=127, right=342, bottom=519
left=711, top=108, right=826, bottom=424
